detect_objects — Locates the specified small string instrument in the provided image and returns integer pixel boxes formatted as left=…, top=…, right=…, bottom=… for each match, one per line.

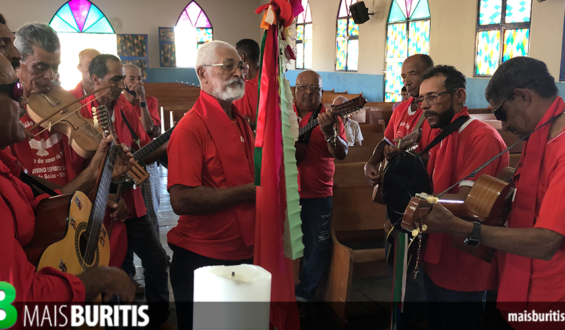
left=92, top=106, right=149, bottom=186
left=372, top=129, right=422, bottom=204
left=26, top=85, right=109, bottom=158
left=298, top=96, right=367, bottom=139
left=401, top=168, right=515, bottom=264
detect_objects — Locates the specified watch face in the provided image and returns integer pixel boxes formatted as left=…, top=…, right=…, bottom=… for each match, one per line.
left=464, top=238, right=480, bottom=247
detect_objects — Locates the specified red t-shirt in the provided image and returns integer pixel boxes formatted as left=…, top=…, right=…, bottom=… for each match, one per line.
left=295, top=104, right=347, bottom=199
left=384, top=97, right=436, bottom=152
left=118, top=94, right=161, bottom=127
left=0, top=148, right=85, bottom=305
left=12, top=113, right=86, bottom=186
left=498, top=130, right=565, bottom=306
left=424, top=116, right=509, bottom=292
left=68, top=81, right=85, bottom=99
left=80, top=96, right=151, bottom=220
left=233, top=76, right=259, bottom=122
left=167, top=109, right=254, bottom=260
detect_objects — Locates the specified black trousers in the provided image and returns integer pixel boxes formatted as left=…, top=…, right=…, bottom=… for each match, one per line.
left=168, top=243, right=253, bottom=330
left=123, top=215, right=170, bottom=325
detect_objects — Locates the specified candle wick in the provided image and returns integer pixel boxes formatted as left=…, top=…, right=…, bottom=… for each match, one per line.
left=231, top=272, right=235, bottom=278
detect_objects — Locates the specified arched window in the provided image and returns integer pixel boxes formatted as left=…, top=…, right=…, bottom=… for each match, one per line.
left=384, top=0, right=431, bottom=102
left=296, top=0, right=312, bottom=70
left=335, top=0, right=359, bottom=72
left=475, top=0, right=532, bottom=76
left=175, top=1, right=213, bottom=68
left=50, top=0, right=118, bottom=90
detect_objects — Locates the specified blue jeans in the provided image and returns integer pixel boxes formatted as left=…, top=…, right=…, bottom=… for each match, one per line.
left=424, top=271, right=486, bottom=330
left=295, top=197, right=332, bottom=301
left=385, top=236, right=427, bottom=329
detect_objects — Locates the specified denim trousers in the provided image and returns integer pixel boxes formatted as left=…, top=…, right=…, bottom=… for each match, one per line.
left=122, top=215, right=170, bottom=325
left=424, top=270, right=486, bottom=330
left=385, top=236, right=427, bottom=329
left=168, top=243, right=253, bottom=330
left=295, top=196, right=333, bottom=301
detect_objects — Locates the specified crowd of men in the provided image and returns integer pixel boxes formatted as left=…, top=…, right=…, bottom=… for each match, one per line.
left=1, top=10, right=565, bottom=330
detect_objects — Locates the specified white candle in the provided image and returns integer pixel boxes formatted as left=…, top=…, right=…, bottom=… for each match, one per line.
left=193, top=264, right=272, bottom=330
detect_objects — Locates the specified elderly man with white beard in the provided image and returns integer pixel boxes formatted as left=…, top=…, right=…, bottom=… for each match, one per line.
left=166, top=40, right=256, bottom=330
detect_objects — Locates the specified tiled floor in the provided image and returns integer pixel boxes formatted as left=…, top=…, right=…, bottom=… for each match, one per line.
left=132, top=166, right=392, bottom=329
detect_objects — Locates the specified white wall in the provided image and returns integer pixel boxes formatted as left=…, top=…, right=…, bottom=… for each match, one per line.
left=0, top=0, right=263, bottom=68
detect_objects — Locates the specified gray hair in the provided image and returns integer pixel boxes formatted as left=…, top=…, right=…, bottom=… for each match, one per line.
left=15, top=23, right=60, bottom=61
left=195, top=41, right=238, bottom=83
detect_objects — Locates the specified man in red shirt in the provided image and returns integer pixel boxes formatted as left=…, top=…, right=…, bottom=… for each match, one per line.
left=119, top=63, right=161, bottom=138
left=422, top=58, right=565, bottom=330
left=293, top=70, right=348, bottom=306
left=233, top=38, right=259, bottom=128
left=0, top=53, right=135, bottom=318
left=364, top=54, right=434, bottom=329
left=167, top=40, right=255, bottom=330
left=80, top=54, right=172, bottom=330
left=414, top=66, right=509, bottom=330
left=69, top=48, right=100, bottom=98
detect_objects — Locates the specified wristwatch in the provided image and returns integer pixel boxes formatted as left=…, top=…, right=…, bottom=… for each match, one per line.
left=464, top=221, right=482, bottom=247
left=325, top=135, right=336, bottom=144
left=139, top=101, right=147, bottom=108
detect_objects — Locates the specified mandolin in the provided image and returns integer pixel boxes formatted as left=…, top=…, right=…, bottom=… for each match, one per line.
left=372, top=129, right=422, bottom=204
left=401, top=168, right=515, bottom=263
left=92, top=106, right=149, bottom=186
left=26, top=85, right=106, bottom=159
left=298, top=96, right=367, bottom=139
left=23, top=108, right=120, bottom=279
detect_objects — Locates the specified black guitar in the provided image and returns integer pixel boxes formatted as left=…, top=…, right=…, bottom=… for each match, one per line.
left=298, top=96, right=367, bottom=139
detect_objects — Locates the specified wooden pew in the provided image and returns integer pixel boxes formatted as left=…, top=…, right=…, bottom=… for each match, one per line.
left=470, top=113, right=496, bottom=121
left=335, top=133, right=383, bottom=164
left=324, top=161, right=388, bottom=325
left=469, top=108, right=493, bottom=114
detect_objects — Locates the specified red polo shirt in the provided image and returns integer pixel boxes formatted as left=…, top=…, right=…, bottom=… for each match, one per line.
left=0, top=148, right=85, bottom=304
left=295, top=104, right=347, bottom=199
left=68, top=81, right=85, bottom=99
left=384, top=97, right=437, bottom=152
left=167, top=108, right=254, bottom=260
left=80, top=95, right=151, bottom=220
left=118, top=94, right=161, bottom=127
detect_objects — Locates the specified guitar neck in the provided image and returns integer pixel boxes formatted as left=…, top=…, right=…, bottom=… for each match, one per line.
left=87, top=143, right=116, bottom=243
left=134, top=126, right=175, bottom=162
left=298, top=118, right=319, bottom=138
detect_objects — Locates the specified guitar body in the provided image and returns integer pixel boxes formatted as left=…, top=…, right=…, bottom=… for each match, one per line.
left=24, top=191, right=110, bottom=274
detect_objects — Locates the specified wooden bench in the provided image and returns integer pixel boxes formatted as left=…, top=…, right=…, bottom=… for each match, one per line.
left=323, top=162, right=388, bottom=326
left=336, top=133, right=383, bottom=164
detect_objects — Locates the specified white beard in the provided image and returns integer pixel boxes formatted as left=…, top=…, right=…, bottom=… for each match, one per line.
left=210, top=77, right=245, bottom=102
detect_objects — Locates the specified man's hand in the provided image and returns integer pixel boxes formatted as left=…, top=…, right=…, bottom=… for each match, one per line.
left=384, top=219, right=393, bottom=233
left=132, top=83, right=146, bottom=102
left=78, top=267, right=136, bottom=302
left=419, top=202, right=458, bottom=234
left=151, top=126, right=161, bottom=138
left=318, top=111, right=335, bottom=139
left=384, top=144, right=402, bottom=160
left=364, top=162, right=382, bottom=186
left=88, top=136, right=135, bottom=179
left=107, top=193, right=128, bottom=222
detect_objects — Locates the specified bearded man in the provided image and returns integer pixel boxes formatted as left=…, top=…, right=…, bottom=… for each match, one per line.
left=167, top=40, right=255, bottom=330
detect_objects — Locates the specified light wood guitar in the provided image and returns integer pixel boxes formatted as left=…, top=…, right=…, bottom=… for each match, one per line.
left=401, top=167, right=515, bottom=263
left=372, top=128, right=422, bottom=204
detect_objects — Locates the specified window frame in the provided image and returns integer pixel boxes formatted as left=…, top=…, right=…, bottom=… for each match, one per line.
left=335, top=0, right=359, bottom=73
left=174, top=0, right=214, bottom=68
left=474, top=0, right=532, bottom=78
left=295, top=0, right=312, bottom=70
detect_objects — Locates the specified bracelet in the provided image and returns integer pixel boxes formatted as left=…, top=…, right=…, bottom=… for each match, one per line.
left=139, top=101, right=147, bottom=108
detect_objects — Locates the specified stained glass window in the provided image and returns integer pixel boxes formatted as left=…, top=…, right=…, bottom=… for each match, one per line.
left=50, top=0, right=114, bottom=33
left=175, top=1, right=213, bottom=67
left=384, top=0, right=431, bottom=102
left=475, top=0, right=531, bottom=76
left=335, top=0, right=359, bottom=72
left=296, top=0, right=312, bottom=70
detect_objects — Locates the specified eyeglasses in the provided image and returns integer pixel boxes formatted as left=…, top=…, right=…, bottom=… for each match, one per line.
left=0, top=81, right=24, bottom=102
left=492, top=80, right=534, bottom=122
left=202, top=61, right=249, bottom=75
left=416, top=88, right=458, bottom=107
left=296, top=84, right=321, bottom=93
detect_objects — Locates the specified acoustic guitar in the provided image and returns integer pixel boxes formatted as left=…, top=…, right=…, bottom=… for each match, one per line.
left=24, top=106, right=120, bottom=278
left=401, top=167, right=515, bottom=263
left=372, top=128, right=422, bottom=204
left=298, top=96, right=367, bottom=139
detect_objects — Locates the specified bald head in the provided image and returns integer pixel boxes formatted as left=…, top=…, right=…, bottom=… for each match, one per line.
left=295, top=70, right=323, bottom=113
left=77, top=48, right=100, bottom=85
left=332, top=95, right=348, bottom=106
left=401, top=54, right=434, bottom=98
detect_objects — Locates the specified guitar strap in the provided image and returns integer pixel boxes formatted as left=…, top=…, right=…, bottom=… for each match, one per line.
left=19, top=172, right=58, bottom=197
left=120, top=110, right=141, bottom=149
left=297, top=104, right=322, bottom=144
left=419, top=116, right=469, bottom=156
left=413, top=109, right=426, bottom=131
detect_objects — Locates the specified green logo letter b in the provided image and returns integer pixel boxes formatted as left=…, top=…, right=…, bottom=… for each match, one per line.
left=0, top=282, right=16, bottom=329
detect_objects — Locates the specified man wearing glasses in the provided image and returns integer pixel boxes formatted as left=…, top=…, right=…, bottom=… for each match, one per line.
left=416, top=65, right=508, bottom=330
left=420, top=58, right=565, bottom=329
left=167, top=41, right=255, bottom=330
left=293, top=70, right=348, bottom=313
